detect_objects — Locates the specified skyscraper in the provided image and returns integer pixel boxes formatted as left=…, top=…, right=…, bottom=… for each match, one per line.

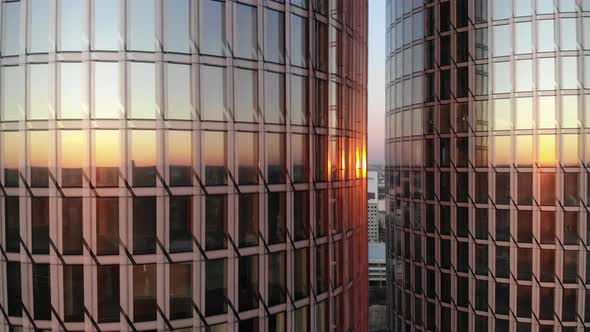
left=0, top=0, right=368, bottom=331
left=386, top=0, right=590, bottom=331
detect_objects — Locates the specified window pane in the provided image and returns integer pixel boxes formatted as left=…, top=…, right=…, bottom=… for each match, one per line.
left=205, top=259, right=227, bottom=316
left=493, top=25, right=511, bottom=56
left=7, top=262, right=22, bottom=316
left=63, top=197, right=83, bottom=255
left=200, top=65, right=226, bottom=121
left=238, top=255, right=258, bottom=311
left=235, top=3, right=257, bottom=59
left=131, top=130, right=156, bottom=186
left=128, top=0, right=155, bottom=51
left=234, top=68, right=258, bottom=122
left=206, top=195, right=227, bottom=250
left=561, top=18, right=577, bottom=51
left=515, top=22, right=532, bottom=54
left=164, top=0, right=190, bottom=53
left=200, top=0, right=225, bottom=56
left=538, top=20, right=554, bottom=52
left=170, top=196, right=192, bottom=253
left=129, top=62, right=156, bottom=119
left=494, top=99, right=512, bottom=130
left=561, top=57, right=578, bottom=89
left=562, top=134, right=579, bottom=166
left=133, top=197, right=156, bottom=255
left=237, top=132, right=258, bottom=185
left=29, top=64, right=50, bottom=120
left=93, top=0, right=119, bottom=50
left=61, top=130, right=85, bottom=187
left=268, top=192, right=286, bottom=244
left=539, top=96, right=555, bottom=128
left=516, top=135, right=533, bottom=166
left=516, top=60, right=533, bottom=92
left=60, top=0, right=82, bottom=51
left=170, top=263, right=192, bottom=319
left=33, top=263, right=50, bottom=319
left=5, top=197, right=20, bottom=253
left=539, top=135, right=556, bottom=166
left=264, top=8, right=285, bottom=63
left=133, top=264, right=157, bottom=322
left=97, top=265, right=120, bottom=322
left=294, top=248, right=309, bottom=299
left=167, top=63, right=192, bottom=120
left=291, top=75, right=308, bottom=125
left=96, top=197, right=119, bottom=255
left=30, top=131, right=49, bottom=187
left=2, top=2, right=20, bottom=56
left=203, top=131, right=227, bottom=185
left=3, top=131, right=22, bottom=187
left=2, top=66, right=25, bottom=121
left=562, top=95, right=578, bottom=128
left=291, top=14, right=307, bottom=67
left=515, top=0, right=531, bottom=16
left=494, top=136, right=511, bottom=166
left=268, top=251, right=286, bottom=305
left=63, top=265, right=84, bottom=322
left=538, top=58, right=555, bottom=90
left=493, top=62, right=511, bottom=93
left=60, top=62, right=85, bottom=119
left=292, top=134, right=308, bottom=183
left=265, top=71, right=286, bottom=123
left=494, top=0, right=511, bottom=19
left=293, top=191, right=309, bottom=240
left=267, top=133, right=286, bottom=184
left=168, top=130, right=192, bottom=186
left=239, top=194, right=259, bottom=248
left=95, top=130, right=119, bottom=187
left=29, top=0, right=50, bottom=53
left=516, top=98, right=533, bottom=129
left=94, top=62, right=120, bottom=119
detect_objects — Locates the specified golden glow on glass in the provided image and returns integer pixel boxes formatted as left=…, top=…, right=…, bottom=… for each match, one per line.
left=355, top=148, right=361, bottom=178
left=362, top=147, right=367, bottom=178
left=516, top=135, right=533, bottom=166
left=29, top=131, right=49, bottom=167
left=131, top=130, right=156, bottom=167
left=494, top=136, right=511, bottom=166
left=61, top=130, right=86, bottom=168
left=168, top=130, right=191, bottom=166
left=561, top=95, right=578, bottom=128
left=538, top=135, right=556, bottom=166
left=203, top=131, right=226, bottom=166
left=561, top=134, right=579, bottom=166
left=95, top=130, right=119, bottom=167
left=538, top=96, right=556, bottom=129
left=494, top=99, right=512, bottom=130
left=516, top=98, right=533, bottom=129
left=3, top=131, right=21, bottom=168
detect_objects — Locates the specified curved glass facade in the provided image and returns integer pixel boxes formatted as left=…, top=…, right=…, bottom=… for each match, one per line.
left=386, top=0, right=590, bottom=331
left=0, top=0, right=368, bottom=331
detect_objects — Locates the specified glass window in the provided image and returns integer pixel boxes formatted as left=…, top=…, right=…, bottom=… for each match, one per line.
left=170, top=263, right=192, bottom=319
left=239, top=193, right=259, bottom=248
left=7, top=262, right=22, bottom=316
left=60, top=0, right=82, bottom=51
left=585, top=18, right=590, bottom=50
left=2, top=66, right=25, bottom=121
left=62, top=197, right=83, bottom=255
left=493, top=62, right=511, bottom=93
left=237, top=132, right=258, bottom=184
left=267, top=133, right=286, bottom=184
left=238, top=255, right=258, bottom=311
left=129, top=62, right=156, bottom=119
left=133, top=264, right=157, bottom=322
left=539, top=135, right=556, bottom=166
left=494, top=136, right=511, bottom=166
left=539, top=96, right=555, bottom=129
left=291, top=75, right=308, bottom=125
left=269, top=312, right=286, bottom=332
left=538, top=58, right=555, bottom=90
left=292, top=134, right=308, bottom=183
left=131, top=130, right=156, bottom=187
left=540, top=173, right=556, bottom=205
left=200, top=0, right=225, bottom=56
left=516, top=60, right=533, bottom=92
left=494, top=0, right=511, bottom=19
left=128, top=0, right=155, bottom=51
left=562, top=95, right=578, bottom=128
left=200, top=65, right=226, bottom=121
left=93, top=62, right=120, bottom=119
left=235, top=3, right=257, bottom=59
left=29, top=0, right=50, bottom=53
left=516, top=98, right=533, bottom=129
left=97, top=265, right=119, bottom=322
left=166, top=63, right=191, bottom=120
left=93, top=0, right=119, bottom=50
left=164, top=0, right=190, bottom=53
left=60, top=62, right=85, bottom=119
left=206, top=195, right=227, bottom=250
left=561, top=57, right=578, bottom=89
left=61, top=130, right=85, bottom=187
left=538, top=20, right=554, bottom=52
left=515, top=0, right=532, bottom=16
left=2, top=2, right=20, bottom=56
left=517, top=211, right=532, bottom=243
left=170, top=196, right=192, bottom=253
left=268, top=251, right=286, bottom=306
left=133, top=197, right=156, bottom=255
left=515, top=22, right=532, bottom=54
left=516, top=135, right=533, bottom=166
left=493, top=25, right=511, bottom=56
left=96, top=197, right=119, bottom=255
left=205, top=258, right=227, bottom=316
left=203, top=131, right=226, bottom=185
left=293, top=191, right=309, bottom=240
left=264, top=8, right=285, bottom=63
left=586, top=56, right=590, bottom=88
left=3, top=131, right=21, bottom=187
left=265, top=71, right=286, bottom=123
left=234, top=68, right=257, bottom=122
left=540, top=211, right=555, bottom=243
left=268, top=192, right=286, bottom=244
left=291, top=14, right=307, bottom=67
left=28, top=64, right=50, bottom=120
left=168, top=130, right=192, bottom=186
left=561, top=18, right=577, bottom=51
left=30, top=131, right=49, bottom=187
left=562, top=134, right=579, bottom=166
left=5, top=197, right=20, bottom=253
left=95, top=130, right=119, bottom=187
left=33, top=263, right=50, bottom=319
left=294, top=248, right=308, bottom=300
left=494, top=99, right=512, bottom=130
left=63, top=265, right=84, bottom=322
left=316, top=244, right=328, bottom=292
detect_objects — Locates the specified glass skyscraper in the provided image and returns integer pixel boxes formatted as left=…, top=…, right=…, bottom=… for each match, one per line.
left=386, top=0, right=590, bottom=331
left=0, top=0, right=368, bottom=331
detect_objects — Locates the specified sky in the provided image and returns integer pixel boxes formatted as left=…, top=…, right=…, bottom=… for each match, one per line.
left=368, top=0, right=386, bottom=165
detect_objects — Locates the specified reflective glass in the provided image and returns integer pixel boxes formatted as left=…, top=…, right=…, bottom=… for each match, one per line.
left=96, top=197, right=119, bottom=255
left=63, top=265, right=84, bottom=322
left=537, top=20, right=554, bottom=52
left=93, top=0, right=119, bottom=50
left=169, top=196, right=192, bottom=253
left=516, top=135, right=533, bottom=166
left=291, top=75, right=308, bottom=125
left=562, top=134, right=579, bottom=166
left=516, top=60, right=533, bottom=92
left=2, top=66, right=25, bottom=121
left=97, top=265, right=119, bottom=322
left=238, top=194, right=259, bottom=248
left=268, top=192, right=286, bottom=244
left=168, top=130, right=192, bottom=186
left=31, top=197, right=49, bottom=253
left=238, top=255, right=258, bottom=311
left=562, top=95, right=578, bottom=128
left=237, top=132, right=258, bottom=185
left=516, top=98, right=533, bottom=129
left=268, top=251, right=286, bottom=305
left=93, top=62, right=120, bottom=119
left=291, top=14, right=307, bottom=67
left=203, top=131, right=226, bottom=185
left=61, top=130, right=85, bottom=187
left=3, top=131, right=21, bottom=187
left=164, top=0, right=190, bottom=53
left=29, top=64, right=50, bottom=120
left=494, top=99, right=512, bottom=130
left=234, top=68, right=258, bottom=122
left=205, top=195, right=227, bottom=250
left=133, top=264, right=157, bottom=322
left=493, top=62, right=511, bottom=93
left=131, top=130, right=156, bottom=187
left=29, top=0, right=50, bottom=53
left=494, top=136, right=511, bottom=166
left=561, top=18, right=577, bottom=51
left=205, top=259, right=227, bottom=316
left=129, top=62, right=156, bottom=119
left=200, top=65, right=226, bottom=121
left=128, top=0, right=155, bottom=51
left=2, top=2, right=20, bottom=56
left=60, top=62, right=85, bottom=119
left=537, top=0, right=553, bottom=13
left=265, top=71, right=285, bottom=123
left=200, top=0, right=225, bottom=56
left=94, top=130, right=119, bottom=187
left=60, top=0, right=83, bottom=51
left=167, top=63, right=192, bottom=120
left=539, top=135, right=556, bottom=166
left=267, top=132, right=286, bottom=184
left=4, top=197, right=19, bottom=252
left=561, top=57, right=578, bottom=89
left=585, top=18, right=590, bottom=50
left=133, top=197, right=156, bottom=255
left=493, top=25, right=511, bottom=56
left=515, top=22, right=532, bottom=54
left=30, top=131, right=49, bottom=187
left=538, top=58, right=555, bottom=90
left=515, top=0, right=532, bottom=16
left=235, top=3, right=257, bottom=59
left=170, top=263, right=192, bottom=319
left=292, top=134, right=308, bottom=183
left=264, top=8, right=285, bottom=63
left=494, top=0, right=511, bottom=19
left=539, top=96, right=556, bottom=128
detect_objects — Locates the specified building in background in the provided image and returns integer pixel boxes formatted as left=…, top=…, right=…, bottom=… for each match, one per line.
left=0, top=0, right=369, bottom=331
left=368, top=243, right=387, bottom=332
left=386, top=0, right=590, bottom=331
